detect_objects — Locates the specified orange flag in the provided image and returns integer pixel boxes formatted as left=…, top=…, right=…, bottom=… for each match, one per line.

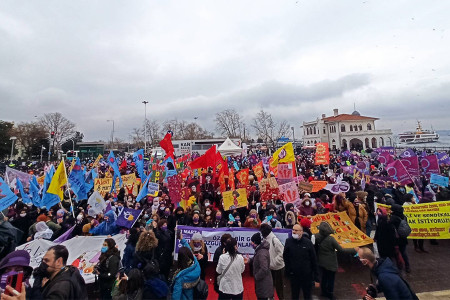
left=252, top=161, right=264, bottom=181
left=236, top=169, right=249, bottom=186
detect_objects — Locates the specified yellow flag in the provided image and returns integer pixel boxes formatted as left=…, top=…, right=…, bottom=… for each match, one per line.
left=47, top=160, right=68, bottom=200
left=271, top=142, right=295, bottom=167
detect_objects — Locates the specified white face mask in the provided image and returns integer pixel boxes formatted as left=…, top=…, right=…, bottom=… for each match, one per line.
left=204, top=202, right=210, bottom=207
left=292, top=234, right=300, bottom=240
left=20, top=213, right=26, bottom=217
left=206, top=211, right=211, bottom=216
left=77, top=215, right=83, bottom=221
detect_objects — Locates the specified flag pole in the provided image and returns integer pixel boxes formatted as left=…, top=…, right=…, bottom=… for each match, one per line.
left=62, top=159, right=75, bottom=218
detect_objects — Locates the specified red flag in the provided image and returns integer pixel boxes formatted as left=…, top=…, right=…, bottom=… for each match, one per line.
left=120, top=159, right=127, bottom=170
left=228, top=168, right=235, bottom=190
left=236, top=169, right=249, bottom=186
left=189, top=145, right=217, bottom=170
left=215, top=151, right=229, bottom=175
left=159, top=133, right=175, bottom=159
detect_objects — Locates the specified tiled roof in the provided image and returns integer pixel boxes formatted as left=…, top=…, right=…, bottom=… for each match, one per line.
left=322, top=114, right=378, bottom=122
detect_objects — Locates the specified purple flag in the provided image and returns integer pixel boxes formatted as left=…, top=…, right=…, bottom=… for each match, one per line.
left=400, top=148, right=416, bottom=158
left=378, top=153, right=394, bottom=165
left=437, top=152, right=450, bottom=165
left=54, top=225, right=75, bottom=243
left=386, top=160, right=413, bottom=185
left=355, top=161, right=370, bottom=174
left=420, top=155, right=440, bottom=177
left=116, top=207, right=142, bottom=228
left=376, top=147, right=395, bottom=155
left=399, top=156, right=420, bottom=177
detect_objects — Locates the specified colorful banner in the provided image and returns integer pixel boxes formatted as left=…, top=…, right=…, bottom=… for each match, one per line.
left=5, top=167, right=32, bottom=188
left=437, top=152, right=450, bottom=165
left=324, top=181, right=350, bottom=194
left=277, top=163, right=294, bottom=181
left=278, top=181, right=299, bottom=203
left=377, top=153, right=394, bottom=165
left=310, top=212, right=374, bottom=248
left=174, top=226, right=291, bottom=261
left=236, top=169, right=249, bottom=186
left=222, top=188, right=247, bottom=211
left=430, top=174, right=449, bottom=187
left=311, top=181, right=328, bottom=192
left=17, top=234, right=127, bottom=284
left=252, top=161, right=264, bottom=182
left=167, top=174, right=182, bottom=204
left=92, top=154, right=103, bottom=168
left=315, top=143, right=330, bottom=165
left=403, top=201, right=450, bottom=239
left=94, top=173, right=138, bottom=196
left=376, top=147, right=395, bottom=155
left=298, top=181, right=313, bottom=193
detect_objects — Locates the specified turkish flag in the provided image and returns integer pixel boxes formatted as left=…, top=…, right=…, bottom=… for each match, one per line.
left=189, top=145, right=217, bottom=170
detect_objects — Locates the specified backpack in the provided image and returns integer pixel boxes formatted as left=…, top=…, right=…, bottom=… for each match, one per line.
left=136, top=249, right=160, bottom=274
left=193, top=278, right=209, bottom=300
left=397, top=217, right=412, bottom=238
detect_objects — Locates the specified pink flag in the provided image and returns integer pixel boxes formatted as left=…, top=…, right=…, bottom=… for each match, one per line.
left=386, top=160, right=413, bottom=185
left=420, top=155, right=440, bottom=177
left=399, top=156, right=420, bottom=177
left=378, top=152, right=394, bottom=165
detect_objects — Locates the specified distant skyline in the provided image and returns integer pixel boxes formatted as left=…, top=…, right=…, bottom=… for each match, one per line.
left=1, top=1, right=449, bottom=142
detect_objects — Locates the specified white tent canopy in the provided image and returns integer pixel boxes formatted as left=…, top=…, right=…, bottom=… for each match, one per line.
left=218, top=138, right=242, bottom=156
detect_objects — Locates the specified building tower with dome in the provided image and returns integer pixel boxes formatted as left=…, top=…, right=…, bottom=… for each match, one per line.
left=301, top=108, right=393, bottom=151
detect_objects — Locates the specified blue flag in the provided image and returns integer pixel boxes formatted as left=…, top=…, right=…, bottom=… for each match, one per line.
left=31, top=175, right=40, bottom=189
left=107, top=151, right=123, bottom=187
left=116, top=207, right=142, bottom=228
left=16, top=177, right=31, bottom=204
left=29, top=177, right=42, bottom=207
left=84, top=168, right=97, bottom=192
left=133, top=149, right=146, bottom=181
left=164, top=157, right=177, bottom=179
left=136, top=172, right=152, bottom=203
left=68, top=158, right=88, bottom=201
left=0, top=177, right=18, bottom=211
left=41, top=167, right=61, bottom=208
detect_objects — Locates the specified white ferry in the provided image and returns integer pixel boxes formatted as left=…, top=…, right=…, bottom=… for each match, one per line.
left=398, top=121, right=439, bottom=144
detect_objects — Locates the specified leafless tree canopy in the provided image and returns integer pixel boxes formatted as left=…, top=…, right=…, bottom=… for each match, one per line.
left=252, top=109, right=290, bottom=150
left=215, top=109, right=244, bottom=139
left=162, top=119, right=213, bottom=140
left=39, top=112, right=76, bottom=149
left=12, top=122, right=47, bottom=157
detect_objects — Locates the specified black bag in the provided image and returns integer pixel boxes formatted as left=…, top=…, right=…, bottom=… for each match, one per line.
left=193, top=279, right=209, bottom=300
left=136, top=249, right=160, bottom=274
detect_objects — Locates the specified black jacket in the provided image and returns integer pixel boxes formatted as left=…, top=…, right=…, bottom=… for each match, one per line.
left=283, top=236, right=319, bottom=281
left=42, top=266, right=88, bottom=300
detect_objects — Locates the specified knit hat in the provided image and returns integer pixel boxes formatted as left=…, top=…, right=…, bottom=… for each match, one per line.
left=251, top=232, right=262, bottom=245
left=300, top=217, right=312, bottom=229
left=0, top=250, right=33, bottom=277
left=82, top=223, right=92, bottom=233
left=37, top=214, right=48, bottom=223
left=192, top=233, right=203, bottom=241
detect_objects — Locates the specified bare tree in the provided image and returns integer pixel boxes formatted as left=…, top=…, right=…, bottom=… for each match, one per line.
left=252, top=110, right=290, bottom=151
left=39, top=112, right=76, bottom=150
left=131, top=127, right=144, bottom=148
left=12, top=122, right=48, bottom=158
left=143, top=119, right=161, bottom=147
left=162, top=119, right=213, bottom=140
left=215, top=109, right=244, bottom=138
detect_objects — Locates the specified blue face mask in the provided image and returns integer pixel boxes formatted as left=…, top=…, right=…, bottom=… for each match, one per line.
left=101, top=246, right=108, bottom=253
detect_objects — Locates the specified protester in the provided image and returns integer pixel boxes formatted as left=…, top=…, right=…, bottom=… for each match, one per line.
left=134, top=230, right=159, bottom=270
left=358, top=247, right=417, bottom=300
left=389, top=204, right=411, bottom=273
left=216, top=237, right=245, bottom=300
left=283, top=224, right=319, bottom=300
left=111, top=268, right=144, bottom=300
left=189, top=233, right=208, bottom=280
left=260, top=224, right=285, bottom=300
left=95, top=238, right=121, bottom=300
left=250, top=232, right=273, bottom=300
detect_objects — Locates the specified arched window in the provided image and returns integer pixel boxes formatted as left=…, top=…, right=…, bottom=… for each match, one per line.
left=380, top=137, right=384, bottom=146
left=365, top=138, right=370, bottom=149
left=371, top=137, right=377, bottom=148
left=353, top=125, right=358, bottom=131
left=350, top=125, right=353, bottom=132
left=323, top=127, right=326, bottom=134
left=313, top=127, right=316, bottom=134
left=342, top=139, right=348, bottom=149
left=341, top=124, right=346, bottom=132
left=367, top=123, right=372, bottom=130
left=358, top=124, right=362, bottom=131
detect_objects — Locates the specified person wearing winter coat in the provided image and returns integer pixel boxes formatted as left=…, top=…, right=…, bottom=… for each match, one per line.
left=216, top=237, right=246, bottom=299
left=283, top=224, right=319, bottom=300
left=121, top=228, right=140, bottom=273
left=284, top=210, right=297, bottom=229
left=171, top=236, right=201, bottom=300
left=89, top=210, right=120, bottom=236
left=155, top=220, right=174, bottom=280
left=260, top=224, right=285, bottom=300
left=353, top=192, right=369, bottom=233
left=250, top=233, right=273, bottom=299
left=94, top=238, right=121, bottom=300
left=374, top=208, right=396, bottom=260
left=334, top=194, right=357, bottom=223
left=358, top=247, right=417, bottom=300
left=243, top=209, right=262, bottom=228
left=133, top=230, right=159, bottom=270
left=189, top=232, right=209, bottom=280
left=299, top=198, right=316, bottom=217
left=389, top=204, right=411, bottom=273
left=315, top=222, right=356, bottom=299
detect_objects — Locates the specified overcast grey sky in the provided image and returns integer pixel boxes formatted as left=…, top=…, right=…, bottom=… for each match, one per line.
left=1, top=0, right=449, bottom=141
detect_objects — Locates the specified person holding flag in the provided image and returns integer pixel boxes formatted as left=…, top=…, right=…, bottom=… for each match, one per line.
left=107, top=151, right=123, bottom=191
left=47, top=160, right=74, bottom=216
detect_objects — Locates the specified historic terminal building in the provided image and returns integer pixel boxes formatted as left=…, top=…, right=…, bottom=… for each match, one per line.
left=301, top=108, right=393, bottom=151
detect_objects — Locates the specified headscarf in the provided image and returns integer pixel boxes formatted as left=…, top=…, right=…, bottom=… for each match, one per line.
left=34, top=221, right=53, bottom=240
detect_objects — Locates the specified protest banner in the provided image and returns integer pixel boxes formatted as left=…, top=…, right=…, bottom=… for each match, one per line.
left=94, top=173, right=138, bottom=196
left=92, top=154, right=103, bottom=168
left=437, top=152, right=450, bottom=165
left=277, top=163, right=293, bottom=181
left=278, top=181, right=299, bottom=203
left=5, top=167, right=32, bottom=188
left=298, top=181, right=313, bottom=193
left=167, top=174, right=182, bottom=204
left=148, top=182, right=159, bottom=197
left=222, top=188, right=247, bottom=210
left=0, top=177, right=18, bottom=211
left=310, top=212, right=374, bottom=248
left=403, top=201, right=450, bottom=239
left=311, top=181, right=328, bottom=192
left=430, top=173, right=449, bottom=187
left=376, top=147, right=395, bottom=155
left=315, top=143, right=330, bottom=165
left=236, top=169, right=249, bottom=186
left=324, top=181, right=350, bottom=194
left=174, top=226, right=291, bottom=261
left=252, top=161, right=264, bottom=182
left=17, top=234, right=127, bottom=284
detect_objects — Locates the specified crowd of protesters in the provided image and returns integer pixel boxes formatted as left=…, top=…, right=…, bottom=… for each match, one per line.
left=0, top=146, right=449, bottom=300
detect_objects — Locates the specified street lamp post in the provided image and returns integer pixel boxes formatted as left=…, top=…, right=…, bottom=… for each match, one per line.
left=142, top=101, right=148, bottom=154
left=291, top=126, right=295, bottom=146
left=40, top=145, right=46, bottom=163
left=107, top=120, right=115, bottom=149
left=9, top=137, right=17, bottom=163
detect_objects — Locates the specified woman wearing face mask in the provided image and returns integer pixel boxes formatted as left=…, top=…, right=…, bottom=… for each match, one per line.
left=284, top=210, right=297, bottom=229
left=155, top=220, right=173, bottom=280
left=188, top=233, right=209, bottom=280
left=94, top=238, right=121, bottom=300
left=11, top=209, right=33, bottom=244
left=216, top=238, right=245, bottom=299
left=299, top=198, right=316, bottom=218
left=204, top=206, right=214, bottom=227
left=174, top=207, right=188, bottom=226
left=161, top=207, right=176, bottom=231
left=244, top=209, right=261, bottom=229
left=122, top=228, right=140, bottom=274
left=72, top=211, right=89, bottom=237
left=211, top=210, right=227, bottom=228
left=188, top=212, right=204, bottom=227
